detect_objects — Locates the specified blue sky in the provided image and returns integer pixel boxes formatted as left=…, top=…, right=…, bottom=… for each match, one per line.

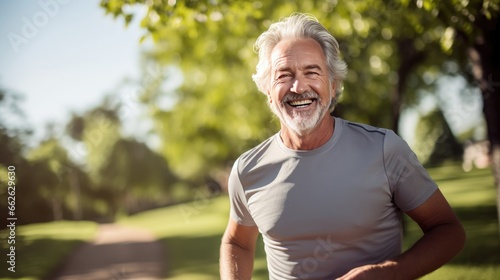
left=0, top=0, right=151, bottom=143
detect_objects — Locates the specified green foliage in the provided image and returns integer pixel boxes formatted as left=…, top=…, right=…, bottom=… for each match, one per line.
left=99, top=138, right=179, bottom=214
left=414, top=108, right=463, bottom=165
left=65, top=100, right=127, bottom=219
left=0, top=90, right=31, bottom=166
left=71, top=101, right=122, bottom=184
left=0, top=82, right=181, bottom=224
left=99, top=0, right=500, bottom=182
left=0, top=90, right=55, bottom=224
left=0, top=160, right=56, bottom=225
left=65, top=96, right=181, bottom=219
left=28, top=138, right=76, bottom=220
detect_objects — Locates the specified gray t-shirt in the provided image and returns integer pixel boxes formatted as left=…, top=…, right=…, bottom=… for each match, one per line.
left=228, top=117, right=438, bottom=279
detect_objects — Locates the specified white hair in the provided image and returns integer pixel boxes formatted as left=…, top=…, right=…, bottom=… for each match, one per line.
left=252, top=13, right=347, bottom=105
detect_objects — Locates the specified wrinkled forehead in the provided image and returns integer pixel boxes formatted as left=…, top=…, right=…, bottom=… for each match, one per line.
left=270, top=38, right=326, bottom=69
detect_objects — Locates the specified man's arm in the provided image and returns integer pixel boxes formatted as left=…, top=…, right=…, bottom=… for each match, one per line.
left=220, top=219, right=260, bottom=280
left=338, top=189, right=466, bottom=280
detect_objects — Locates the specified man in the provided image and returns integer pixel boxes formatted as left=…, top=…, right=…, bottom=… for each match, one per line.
left=220, top=13, right=465, bottom=280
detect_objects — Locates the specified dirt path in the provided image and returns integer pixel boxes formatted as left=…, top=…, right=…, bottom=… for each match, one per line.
left=49, top=224, right=165, bottom=280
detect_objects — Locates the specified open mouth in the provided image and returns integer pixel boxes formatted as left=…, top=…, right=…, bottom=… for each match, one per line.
left=287, top=98, right=316, bottom=108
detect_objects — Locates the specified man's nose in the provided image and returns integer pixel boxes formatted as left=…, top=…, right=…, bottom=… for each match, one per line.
left=290, top=76, right=307, bottom=94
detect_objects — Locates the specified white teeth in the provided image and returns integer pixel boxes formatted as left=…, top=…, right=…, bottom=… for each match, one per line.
left=289, top=99, right=313, bottom=106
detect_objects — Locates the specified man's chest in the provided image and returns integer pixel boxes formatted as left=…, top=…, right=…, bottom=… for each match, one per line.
left=243, top=155, right=394, bottom=241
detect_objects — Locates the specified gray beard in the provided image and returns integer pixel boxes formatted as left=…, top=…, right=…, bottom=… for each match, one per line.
left=271, top=91, right=331, bottom=135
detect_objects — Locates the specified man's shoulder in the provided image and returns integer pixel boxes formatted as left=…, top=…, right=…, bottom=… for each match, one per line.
left=337, top=118, right=403, bottom=148
left=341, top=118, right=389, bottom=136
left=235, top=134, right=279, bottom=171
left=339, top=118, right=410, bottom=157
left=238, top=134, right=276, bottom=162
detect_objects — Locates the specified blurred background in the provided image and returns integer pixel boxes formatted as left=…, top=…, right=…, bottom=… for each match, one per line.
left=0, top=0, right=499, bottom=279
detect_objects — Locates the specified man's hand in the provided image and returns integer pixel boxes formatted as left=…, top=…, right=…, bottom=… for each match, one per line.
left=336, top=261, right=398, bottom=280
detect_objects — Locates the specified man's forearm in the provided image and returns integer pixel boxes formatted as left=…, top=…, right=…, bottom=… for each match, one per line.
left=338, top=221, right=465, bottom=280
left=220, top=241, right=255, bottom=280
left=391, top=221, right=466, bottom=279
left=389, top=189, right=466, bottom=279
left=337, top=171, right=466, bottom=280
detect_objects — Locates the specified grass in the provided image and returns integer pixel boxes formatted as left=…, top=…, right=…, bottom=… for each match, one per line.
left=0, top=220, right=97, bottom=280
left=118, top=192, right=238, bottom=279
left=0, top=162, right=498, bottom=279
left=404, top=163, right=500, bottom=279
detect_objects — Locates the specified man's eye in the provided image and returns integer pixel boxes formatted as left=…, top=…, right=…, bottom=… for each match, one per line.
left=306, top=72, right=319, bottom=76
left=277, top=73, right=292, bottom=80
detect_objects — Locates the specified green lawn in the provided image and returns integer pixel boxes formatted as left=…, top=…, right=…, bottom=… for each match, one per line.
left=0, top=221, right=97, bottom=280
left=1, top=162, right=498, bottom=279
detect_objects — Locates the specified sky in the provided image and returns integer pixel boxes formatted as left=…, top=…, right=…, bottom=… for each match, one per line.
left=0, top=0, right=154, bottom=145
left=0, top=0, right=485, bottom=149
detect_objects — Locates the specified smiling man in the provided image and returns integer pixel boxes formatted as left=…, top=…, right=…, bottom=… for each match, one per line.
left=220, top=13, right=465, bottom=280
left=269, top=37, right=333, bottom=148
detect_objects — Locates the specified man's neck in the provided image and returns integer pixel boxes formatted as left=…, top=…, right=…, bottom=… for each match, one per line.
left=280, top=116, right=335, bottom=150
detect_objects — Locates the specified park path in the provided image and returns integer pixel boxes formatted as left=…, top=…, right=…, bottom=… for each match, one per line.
left=49, top=224, right=165, bottom=280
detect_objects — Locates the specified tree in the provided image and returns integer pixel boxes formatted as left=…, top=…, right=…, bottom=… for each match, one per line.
left=65, top=95, right=179, bottom=219
left=66, top=98, right=123, bottom=182
left=0, top=89, right=31, bottom=165
left=28, top=137, right=78, bottom=220
left=99, top=138, right=178, bottom=215
left=414, top=108, right=463, bottom=166
left=387, top=0, right=500, bottom=233
left=430, top=0, right=500, bottom=233
left=0, top=89, right=55, bottom=225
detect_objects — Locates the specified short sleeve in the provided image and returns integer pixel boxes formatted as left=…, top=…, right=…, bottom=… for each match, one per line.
left=383, top=130, right=438, bottom=212
left=228, top=158, right=257, bottom=226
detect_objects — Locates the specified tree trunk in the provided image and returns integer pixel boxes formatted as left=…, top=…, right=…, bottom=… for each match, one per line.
left=391, top=38, right=426, bottom=134
left=52, top=197, right=63, bottom=220
left=69, top=171, right=82, bottom=220
left=469, top=14, right=500, bottom=235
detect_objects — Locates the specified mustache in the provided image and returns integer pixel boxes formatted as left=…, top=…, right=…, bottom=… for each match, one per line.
left=281, top=91, right=320, bottom=104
